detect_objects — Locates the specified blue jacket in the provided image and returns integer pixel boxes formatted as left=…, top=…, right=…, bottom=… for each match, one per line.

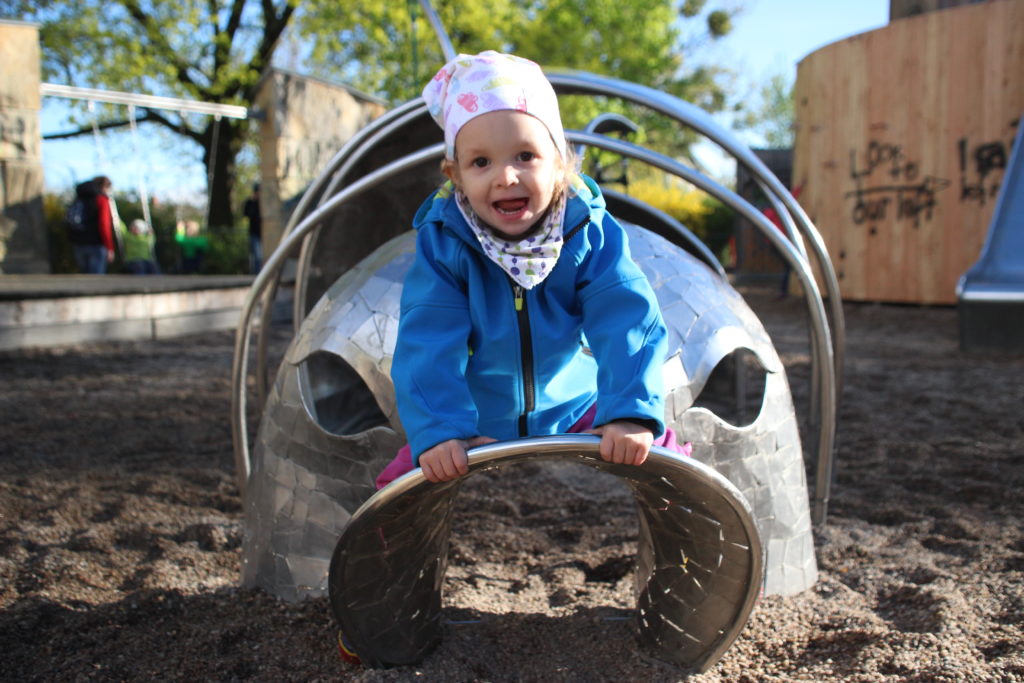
left=392, top=175, right=668, bottom=462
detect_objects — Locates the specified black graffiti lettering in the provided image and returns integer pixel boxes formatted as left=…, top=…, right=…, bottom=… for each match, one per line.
left=845, top=176, right=951, bottom=227
left=851, top=141, right=908, bottom=180
left=958, top=131, right=1012, bottom=206
left=974, top=143, right=1006, bottom=180
left=896, top=184, right=937, bottom=225
left=851, top=194, right=891, bottom=224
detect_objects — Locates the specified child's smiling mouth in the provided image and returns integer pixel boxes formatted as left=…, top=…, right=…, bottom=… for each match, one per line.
left=494, top=198, right=529, bottom=215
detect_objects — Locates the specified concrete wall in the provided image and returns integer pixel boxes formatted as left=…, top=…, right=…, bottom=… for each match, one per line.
left=0, top=20, right=47, bottom=274
left=254, top=69, right=387, bottom=256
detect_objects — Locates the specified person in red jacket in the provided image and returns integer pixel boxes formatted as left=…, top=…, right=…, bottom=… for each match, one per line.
left=69, top=176, right=117, bottom=274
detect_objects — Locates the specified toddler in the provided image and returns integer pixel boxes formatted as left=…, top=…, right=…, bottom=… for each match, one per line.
left=377, top=51, right=688, bottom=487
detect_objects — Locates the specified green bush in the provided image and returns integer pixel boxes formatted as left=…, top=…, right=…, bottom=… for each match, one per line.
left=202, top=225, right=249, bottom=275
left=616, top=177, right=736, bottom=263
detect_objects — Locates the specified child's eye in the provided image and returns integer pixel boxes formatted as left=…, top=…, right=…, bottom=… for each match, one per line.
left=517, top=151, right=536, bottom=162
left=471, top=157, right=489, bottom=168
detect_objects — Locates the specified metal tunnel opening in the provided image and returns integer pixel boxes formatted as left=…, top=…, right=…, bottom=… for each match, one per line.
left=692, top=348, right=769, bottom=428
left=300, top=351, right=390, bottom=436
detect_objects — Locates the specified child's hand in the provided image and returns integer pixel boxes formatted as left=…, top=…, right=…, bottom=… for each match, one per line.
left=419, top=436, right=497, bottom=482
left=589, top=420, right=654, bottom=466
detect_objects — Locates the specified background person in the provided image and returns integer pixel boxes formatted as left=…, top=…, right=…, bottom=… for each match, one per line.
left=119, top=219, right=160, bottom=275
left=244, top=183, right=262, bottom=274
left=175, top=220, right=208, bottom=274
left=67, top=176, right=117, bottom=274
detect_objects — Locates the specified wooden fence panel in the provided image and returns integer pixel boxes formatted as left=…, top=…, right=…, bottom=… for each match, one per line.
left=793, top=0, right=1023, bottom=304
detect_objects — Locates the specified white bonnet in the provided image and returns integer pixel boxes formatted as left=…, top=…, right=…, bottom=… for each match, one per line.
left=422, top=50, right=566, bottom=160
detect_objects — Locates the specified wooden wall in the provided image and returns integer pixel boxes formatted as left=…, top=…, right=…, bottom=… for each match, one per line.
left=793, top=0, right=1023, bottom=304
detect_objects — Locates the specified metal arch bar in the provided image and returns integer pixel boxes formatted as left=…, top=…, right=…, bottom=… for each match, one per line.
left=230, top=143, right=446, bottom=493
left=293, top=106, right=436, bottom=326
left=331, top=435, right=764, bottom=672
left=244, top=100, right=428, bottom=410
left=566, top=131, right=838, bottom=525
left=235, top=124, right=838, bottom=522
left=237, top=75, right=843, bottom=521
left=600, top=188, right=727, bottom=278
left=574, top=112, right=641, bottom=160
left=290, top=101, right=432, bottom=330
left=417, top=0, right=456, bottom=62
left=233, top=128, right=837, bottom=524
left=290, top=78, right=843, bottom=398
left=239, top=101, right=431, bottom=470
left=545, top=70, right=845, bottom=398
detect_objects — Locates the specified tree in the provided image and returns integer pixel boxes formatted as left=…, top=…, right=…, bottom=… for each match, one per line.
left=4, top=0, right=738, bottom=225
left=303, top=0, right=738, bottom=179
left=735, top=73, right=795, bottom=149
left=4, top=0, right=295, bottom=227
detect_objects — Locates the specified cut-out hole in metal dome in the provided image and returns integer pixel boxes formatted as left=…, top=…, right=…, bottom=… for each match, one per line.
left=299, top=352, right=389, bottom=436
left=692, top=348, right=768, bottom=428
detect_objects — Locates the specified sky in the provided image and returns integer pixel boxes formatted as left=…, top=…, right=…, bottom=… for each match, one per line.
left=38, top=0, right=891, bottom=203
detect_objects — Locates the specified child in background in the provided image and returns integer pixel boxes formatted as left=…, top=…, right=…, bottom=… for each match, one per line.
left=377, top=51, right=689, bottom=488
left=120, top=219, right=160, bottom=275
left=175, top=220, right=208, bottom=274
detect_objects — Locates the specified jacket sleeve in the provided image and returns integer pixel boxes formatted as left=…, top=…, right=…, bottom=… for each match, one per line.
left=391, top=226, right=480, bottom=462
left=96, top=196, right=115, bottom=253
left=577, top=212, right=667, bottom=437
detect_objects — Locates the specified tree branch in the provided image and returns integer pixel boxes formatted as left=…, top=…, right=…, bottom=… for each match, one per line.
left=143, top=108, right=204, bottom=145
left=119, top=0, right=210, bottom=99
left=43, top=112, right=156, bottom=140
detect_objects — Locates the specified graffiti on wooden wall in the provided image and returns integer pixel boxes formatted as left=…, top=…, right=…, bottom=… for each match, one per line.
left=958, top=119, right=1020, bottom=206
left=845, top=121, right=1020, bottom=228
left=845, top=141, right=950, bottom=227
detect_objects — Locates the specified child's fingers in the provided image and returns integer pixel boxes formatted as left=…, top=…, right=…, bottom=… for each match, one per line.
left=421, top=460, right=441, bottom=482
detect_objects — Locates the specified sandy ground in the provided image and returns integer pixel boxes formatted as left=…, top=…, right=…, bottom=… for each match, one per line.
left=1, top=289, right=1022, bottom=682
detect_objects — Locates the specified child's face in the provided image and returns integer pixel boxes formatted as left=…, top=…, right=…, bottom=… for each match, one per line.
left=447, top=110, right=561, bottom=239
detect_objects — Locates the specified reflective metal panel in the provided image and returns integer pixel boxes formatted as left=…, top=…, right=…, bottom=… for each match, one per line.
left=329, top=435, right=764, bottom=673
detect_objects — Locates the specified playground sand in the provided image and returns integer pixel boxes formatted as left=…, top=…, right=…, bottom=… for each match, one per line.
left=1, top=289, right=1022, bottom=681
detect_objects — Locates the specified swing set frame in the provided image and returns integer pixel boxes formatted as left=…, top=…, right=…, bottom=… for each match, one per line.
left=39, top=82, right=248, bottom=233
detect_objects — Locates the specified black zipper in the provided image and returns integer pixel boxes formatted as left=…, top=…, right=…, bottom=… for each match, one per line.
left=513, top=281, right=534, bottom=437
left=511, top=216, right=589, bottom=437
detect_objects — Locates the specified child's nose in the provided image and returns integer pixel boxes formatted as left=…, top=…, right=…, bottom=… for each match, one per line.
left=496, top=164, right=518, bottom=186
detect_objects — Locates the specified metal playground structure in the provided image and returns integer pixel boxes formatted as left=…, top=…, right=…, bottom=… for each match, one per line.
left=230, top=3, right=845, bottom=673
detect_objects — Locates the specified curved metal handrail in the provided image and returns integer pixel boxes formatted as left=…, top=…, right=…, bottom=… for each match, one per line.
left=329, top=435, right=764, bottom=672
left=235, top=72, right=845, bottom=523
left=566, top=131, right=837, bottom=524
left=293, top=105, right=436, bottom=326
left=233, top=135, right=838, bottom=524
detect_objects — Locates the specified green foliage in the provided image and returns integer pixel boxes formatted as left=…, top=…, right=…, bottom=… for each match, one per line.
left=202, top=226, right=249, bottom=275
left=614, top=176, right=735, bottom=259
left=735, top=72, right=795, bottom=148
left=43, top=193, right=75, bottom=274
left=699, top=194, right=737, bottom=264
left=706, top=9, right=732, bottom=37
left=303, top=0, right=735, bottom=106
left=680, top=0, right=708, bottom=18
